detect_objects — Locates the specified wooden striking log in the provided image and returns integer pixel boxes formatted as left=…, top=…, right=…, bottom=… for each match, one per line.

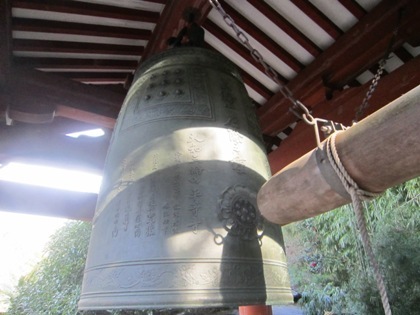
left=257, top=85, right=420, bottom=226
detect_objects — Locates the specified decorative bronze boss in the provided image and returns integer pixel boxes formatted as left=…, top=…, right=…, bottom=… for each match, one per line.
left=79, top=47, right=292, bottom=310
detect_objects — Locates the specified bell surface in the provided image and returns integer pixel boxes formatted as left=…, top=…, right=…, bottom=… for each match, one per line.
left=79, top=47, right=292, bottom=310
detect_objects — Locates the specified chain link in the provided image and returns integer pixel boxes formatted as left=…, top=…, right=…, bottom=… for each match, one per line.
left=354, top=59, right=386, bottom=122
left=354, top=8, right=401, bottom=122
left=209, top=0, right=315, bottom=123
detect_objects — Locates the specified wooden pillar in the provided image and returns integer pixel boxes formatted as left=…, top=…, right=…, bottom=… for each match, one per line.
left=0, top=0, right=12, bottom=114
left=239, top=305, right=273, bottom=315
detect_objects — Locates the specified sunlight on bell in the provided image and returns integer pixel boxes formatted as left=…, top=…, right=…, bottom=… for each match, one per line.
left=0, top=162, right=102, bottom=194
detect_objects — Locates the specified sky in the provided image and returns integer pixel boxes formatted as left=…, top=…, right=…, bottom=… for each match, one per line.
left=0, top=211, right=68, bottom=312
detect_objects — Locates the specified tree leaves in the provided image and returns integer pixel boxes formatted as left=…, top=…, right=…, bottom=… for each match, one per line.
left=8, top=221, right=91, bottom=315
left=283, top=177, right=420, bottom=314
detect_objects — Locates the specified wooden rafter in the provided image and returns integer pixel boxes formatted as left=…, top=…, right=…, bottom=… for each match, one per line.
left=393, top=46, right=414, bottom=63
left=203, top=19, right=287, bottom=85
left=0, top=181, right=98, bottom=220
left=12, top=0, right=160, bottom=23
left=13, top=57, right=138, bottom=71
left=9, top=67, right=124, bottom=124
left=240, top=70, right=274, bottom=101
left=35, top=116, right=109, bottom=135
left=217, top=0, right=303, bottom=73
left=59, top=72, right=128, bottom=82
left=338, top=0, right=366, bottom=19
left=258, top=0, right=420, bottom=136
left=0, top=120, right=108, bottom=220
left=54, top=106, right=116, bottom=129
left=145, top=0, right=166, bottom=3
left=201, top=37, right=275, bottom=102
left=141, top=0, right=213, bottom=62
left=247, top=0, right=322, bottom=56
left=0, top=0, right=12, bottom=113
left=291, top=0, right=343, bottom=39
left=0, top=125, right=109, bottom=171
left=268, top=55, right=420, bottom=173
left=13, top=39, right=144, bottom=56
left=12, top=18, right=152, bottom=40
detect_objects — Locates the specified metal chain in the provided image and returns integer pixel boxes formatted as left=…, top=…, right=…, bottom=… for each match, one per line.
left=354, top=59, right=386, bottom=122
left=354, top=8, right=401, bottom=123
left=209, top=0, right=315, bottom=125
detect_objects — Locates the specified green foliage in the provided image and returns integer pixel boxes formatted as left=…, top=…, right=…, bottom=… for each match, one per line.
left=7, top=221, right=92, bottom=315
left=284, top=177, right=420, bottom=314
left=7, top=221, right=233, bottom=315
left=348, top=181, right=420, bottom=315
left=300, top=283, right=346, bottom=315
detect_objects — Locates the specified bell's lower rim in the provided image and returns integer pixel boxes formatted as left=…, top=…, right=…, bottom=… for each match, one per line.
left=78, top=288, right=294, bottom=310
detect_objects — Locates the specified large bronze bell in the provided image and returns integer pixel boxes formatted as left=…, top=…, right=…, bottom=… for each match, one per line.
left=79, top=47, right=292, bottom=310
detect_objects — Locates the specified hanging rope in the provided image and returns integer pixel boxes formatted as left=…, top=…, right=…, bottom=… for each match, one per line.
left=326, top=132, right=391, bottom=315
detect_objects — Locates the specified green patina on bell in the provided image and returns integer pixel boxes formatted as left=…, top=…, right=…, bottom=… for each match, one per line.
left=79, top=47, right=292, bottom=310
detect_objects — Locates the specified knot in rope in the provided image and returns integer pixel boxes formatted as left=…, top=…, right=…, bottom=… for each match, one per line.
left=326, top=132, right=380, bottom=201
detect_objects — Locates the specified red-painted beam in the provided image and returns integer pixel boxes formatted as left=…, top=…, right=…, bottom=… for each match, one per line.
left=203, top=19, right=287, bottom=85
left=0, top=181, right=97, bottom=220
left=247, top=0, right=322, bottom=56
left=0, top=125, right=109, bottom=172
left=0, top=124, right=106, bottom=220
left=55, top=106, right=116, bottom=129
left=59, top=72, right=128, bottom=83
left=12, top=0, right=160, bottom=23
left=141, top=0, right=212, bottom=62
left=239, top=305, right=273, bottom=315
left=13, top=39, right=144, bottom=56
left=0, top=0, right=12, bottom=113
left=12, top=18, right=152, bottom=40
left=8, top=67, right=123, bottom=126
left=393, top=46, right=414, bottom=63
left=338, top=0, right=366, bottom=19
left=144, top=0, right=166, bottom=3
left=258, top=0, right=420, bottom=137
left=241, top=70, right=274, bottom=101
left=268, top=55, right=420, bottom=174
left=202, top=41, right=274, bottom=102
left=291, top=0, right=342, bottom=39
left=13, top=57, right=138, bottom=71
left=218, top=0, right=303, bottom=73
